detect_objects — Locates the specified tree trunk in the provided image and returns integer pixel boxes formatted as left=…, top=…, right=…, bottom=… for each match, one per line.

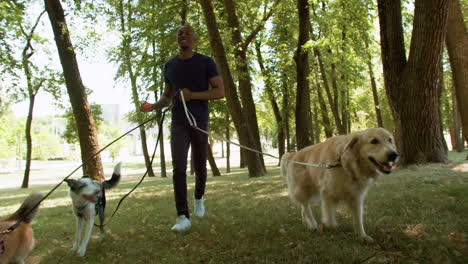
left=282, top=73, right=292, bottom=152
left=199, top=0, right=265, bottom=177
left=118, top=0, right=155, bottom=177
left=314, top=80, right=333, bottom=138
left=223, top=0, right=266, bottom=174
left=446, top=0, right=468, bottom=145
left=226, top=122, right=230, bottom=173
left=314, top=48, right=345, bottom=135
left=295, top=0, right=314, bottom=149
left=377, top=0, right=449, bottom=165
left=255, top=43, right=285, bottom=165
left=45, top=0, right=104, bottom=180
left=368, top=58, right=384, bottom=128
left=451, top=85, right=464, bottom=152
left=208, top=145, right=221, bottom=176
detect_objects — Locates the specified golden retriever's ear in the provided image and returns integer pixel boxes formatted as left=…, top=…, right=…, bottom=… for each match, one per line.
left=341, top=135, right=360, bottom=180
left=343, top=135, right=359, bottom=153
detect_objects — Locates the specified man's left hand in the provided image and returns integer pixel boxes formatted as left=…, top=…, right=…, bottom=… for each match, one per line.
left=181, top=88, right=192, bottom=102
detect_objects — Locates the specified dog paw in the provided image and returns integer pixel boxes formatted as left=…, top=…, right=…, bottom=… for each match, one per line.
left=360, top=235, right=374, bottom=243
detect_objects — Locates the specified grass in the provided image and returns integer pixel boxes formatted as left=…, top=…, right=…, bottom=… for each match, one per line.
left=0, top=152, right=467, bottom=264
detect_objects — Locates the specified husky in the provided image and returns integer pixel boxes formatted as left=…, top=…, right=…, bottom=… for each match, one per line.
left=0, top=192, right=44, bottom=264
left=64, top=162, right=121, bottom=257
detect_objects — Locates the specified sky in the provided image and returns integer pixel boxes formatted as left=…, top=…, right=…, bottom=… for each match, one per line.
left=12, top=61, right=134, bottom=117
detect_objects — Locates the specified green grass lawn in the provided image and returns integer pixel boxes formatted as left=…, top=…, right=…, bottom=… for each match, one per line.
left=1, top=153, right=467, bottom=264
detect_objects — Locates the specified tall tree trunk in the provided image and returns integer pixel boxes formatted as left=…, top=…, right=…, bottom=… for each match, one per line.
left=223, top=0, right=269, bottom=174
left=295, top=0, right=314, bottom=149
left=367, top=58, right=384, bottom=128
left=255, top=42, right=285, bottom=165
left=314, top=48, right=344, bottom=134
left=45, top=0, right=104, bottom=180
left=199, top=0, right=265, bottom=177
left=314, top=79, right=333, bottom=138
left=118, top=0, right=155, bottom=177
left=281, top=73, right=291, bottom=152
left=377, top=0, right=449, bottom=165
left=226, top=121, right=231, bottom=173
left=446, top=0, right=468, bottom=148
left=21, top=10, right=45, bottom=189
left=451, top=85, right=464, bottom=152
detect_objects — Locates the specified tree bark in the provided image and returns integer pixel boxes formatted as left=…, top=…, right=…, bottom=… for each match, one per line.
left=295, top=0, right=314, bottom=149
left=118, top=0, right=155, bottom=177
left=226, top=121, right=231, bottom=173
left=377, top=0, right=449, bottom=165
left=208, top=144, right=221, bottom=176
left=368, top=58, right=384, bottom=128
left=314, top=48, right=344, bottom=135
left=451, top=85, right=464, bottom=151
left=45, top=0, right=104, bottom=180
left=446, top=0, right=468, bottom=146
left=199, top=0, right=265, bottom=177
left=223, top=0, right=267, bottom=173
left=255, top=43, right=285, bottom=165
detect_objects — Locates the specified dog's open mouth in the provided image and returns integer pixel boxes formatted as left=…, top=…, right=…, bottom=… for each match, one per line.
left=369, top=157, right=394, bottom=174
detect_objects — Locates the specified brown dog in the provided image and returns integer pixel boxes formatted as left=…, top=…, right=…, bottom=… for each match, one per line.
left=281, top=128, right=398, bottom=242
left=0, top=192, right=43, bottom=264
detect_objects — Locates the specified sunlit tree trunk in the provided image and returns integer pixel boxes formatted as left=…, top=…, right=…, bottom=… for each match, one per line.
left=446, top=0, right=468, bottom=151
left=45, top=0, right=104, bottom=180
left=377, top=0, right=448, bottom=165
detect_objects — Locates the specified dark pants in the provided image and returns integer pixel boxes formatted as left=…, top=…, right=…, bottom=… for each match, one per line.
left=171, top=119, right=208, bottom=219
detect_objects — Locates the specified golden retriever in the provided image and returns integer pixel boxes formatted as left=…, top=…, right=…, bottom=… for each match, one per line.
left=281, top=128, right=398, bottom=242
left=0, top=192, right=43, bottom=264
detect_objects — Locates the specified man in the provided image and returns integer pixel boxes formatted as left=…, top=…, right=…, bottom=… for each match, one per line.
left=140, top=25, right=224, bottom=232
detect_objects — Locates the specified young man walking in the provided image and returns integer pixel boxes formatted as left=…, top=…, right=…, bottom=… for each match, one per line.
left=141, top=25, right=224, bottom=231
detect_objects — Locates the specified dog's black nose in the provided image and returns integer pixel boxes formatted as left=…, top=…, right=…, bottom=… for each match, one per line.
left=387, top=151, right=399, bottom=162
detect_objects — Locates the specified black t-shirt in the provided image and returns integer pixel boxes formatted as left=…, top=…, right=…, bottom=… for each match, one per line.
left=164, top=53, right=219, bottom=121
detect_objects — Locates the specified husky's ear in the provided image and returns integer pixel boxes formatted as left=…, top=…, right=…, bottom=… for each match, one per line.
left=64, top=179, right=84, bottom=191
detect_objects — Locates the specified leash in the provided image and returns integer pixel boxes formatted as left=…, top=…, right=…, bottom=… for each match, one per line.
left=95, top=108, right=168, bottom=228
left=0, top=113, right=161, bottom=235
left=179, top=90, right=342, bottom=169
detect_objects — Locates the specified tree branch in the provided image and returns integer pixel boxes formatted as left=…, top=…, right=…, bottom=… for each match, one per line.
left=243, top=0, right=281, bottom=49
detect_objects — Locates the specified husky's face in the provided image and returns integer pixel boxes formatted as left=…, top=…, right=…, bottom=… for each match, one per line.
left=65, top=177, right=101, bottom=202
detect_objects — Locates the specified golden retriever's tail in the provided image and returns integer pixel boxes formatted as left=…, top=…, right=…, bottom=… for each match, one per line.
left=7, top=192, right=44, bottom=223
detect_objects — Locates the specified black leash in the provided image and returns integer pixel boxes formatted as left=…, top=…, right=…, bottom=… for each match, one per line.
left=95, top=108, right=168, bottom=228
left=1, top=112, right=163, bottom=235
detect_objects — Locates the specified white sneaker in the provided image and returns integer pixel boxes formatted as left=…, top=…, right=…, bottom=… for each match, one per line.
left=171, top=215, right=191, bottom=232
left=194, top=197, right=205, bottom=218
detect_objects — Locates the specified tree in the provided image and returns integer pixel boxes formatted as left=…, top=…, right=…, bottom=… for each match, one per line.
left=294, top=0, right=314, bottom=149
left=199, top=0, right=266, bottom=177
left=377, top=0, right=449, bottom=165
left=114, top=0, right=155, bottom=177
left=446, top=0, right=468, bottom=153
left=44, top=0, right=104, bottom=180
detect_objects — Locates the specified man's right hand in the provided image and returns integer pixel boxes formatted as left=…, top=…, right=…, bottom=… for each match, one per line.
left=140, top=103, right=154, bottom=112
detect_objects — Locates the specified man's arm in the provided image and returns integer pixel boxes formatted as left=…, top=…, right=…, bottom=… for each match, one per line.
left=181, top=75, right=225, bottom=101
left=140, top=83, right=172, bottom=112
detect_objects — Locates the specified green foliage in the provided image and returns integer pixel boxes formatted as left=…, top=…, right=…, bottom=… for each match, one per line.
left=98, top=121, right=129, bottom=161
left=62, top=103, right=103, bottom=144
left=0, top=109, right=23, bottom=159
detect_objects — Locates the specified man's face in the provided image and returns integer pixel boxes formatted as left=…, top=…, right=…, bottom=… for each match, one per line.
left=177, top=26, right=195, bottom=49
